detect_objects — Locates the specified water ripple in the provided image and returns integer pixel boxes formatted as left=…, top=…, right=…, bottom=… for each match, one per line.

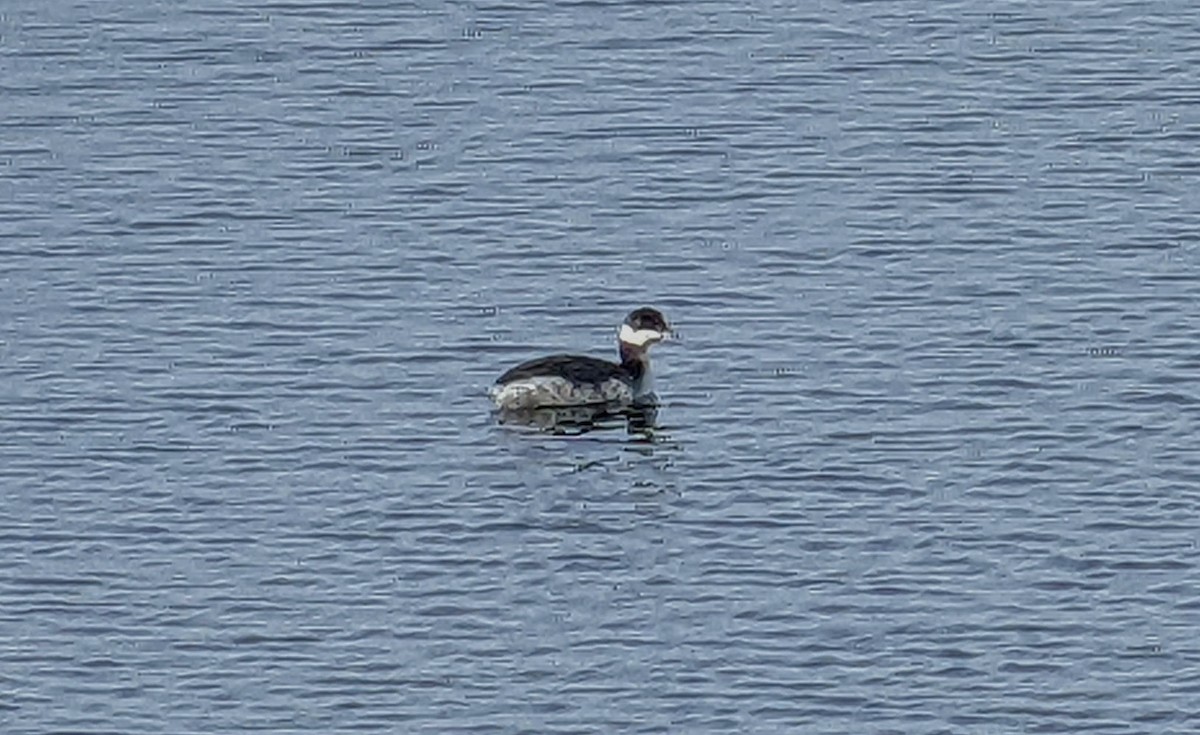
left=4, top=0, right=1200, bottom=732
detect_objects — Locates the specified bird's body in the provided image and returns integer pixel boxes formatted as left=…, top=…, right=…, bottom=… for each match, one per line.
left=489, top=307, right=670, bottom=411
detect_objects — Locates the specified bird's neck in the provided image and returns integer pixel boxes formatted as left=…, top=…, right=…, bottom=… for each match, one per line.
left=620, top=341, right=651, bottom=393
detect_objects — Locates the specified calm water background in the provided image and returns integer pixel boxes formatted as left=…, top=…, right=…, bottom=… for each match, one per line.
left=3, top=0, right=1200, bottom=732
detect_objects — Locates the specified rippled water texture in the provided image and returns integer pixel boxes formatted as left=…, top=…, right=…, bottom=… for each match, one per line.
left=3, top=0, right=1199, bottom=732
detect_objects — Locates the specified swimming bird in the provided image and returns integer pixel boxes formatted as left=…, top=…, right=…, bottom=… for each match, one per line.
left=489, top=307, right=670, bottom=411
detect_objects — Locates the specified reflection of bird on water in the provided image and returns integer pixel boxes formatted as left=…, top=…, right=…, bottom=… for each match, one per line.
left=495, top=400, right=659, bottom=437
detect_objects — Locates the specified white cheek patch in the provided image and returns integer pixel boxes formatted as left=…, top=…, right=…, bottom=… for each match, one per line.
left=620, top=324, right=665, bottom=347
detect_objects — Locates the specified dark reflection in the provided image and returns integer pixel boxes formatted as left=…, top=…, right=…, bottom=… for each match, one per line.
left=495, top=396, right=660, bottom=437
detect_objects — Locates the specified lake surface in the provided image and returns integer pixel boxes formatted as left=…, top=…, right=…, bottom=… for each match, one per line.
left=3, top=0, right=1200, bottom=732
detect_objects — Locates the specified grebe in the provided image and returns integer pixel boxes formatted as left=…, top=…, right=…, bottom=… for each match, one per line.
left=489, top=307, right=670, bottom=411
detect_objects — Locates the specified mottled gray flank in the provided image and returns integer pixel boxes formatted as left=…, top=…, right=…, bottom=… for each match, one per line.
left=489, top=374, right=634, bottom=410
left=3, top=0, right=1200, bottom=733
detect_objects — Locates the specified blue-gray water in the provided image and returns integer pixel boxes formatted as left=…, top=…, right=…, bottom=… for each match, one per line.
left=3, top=0, right=1199, bottom=732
